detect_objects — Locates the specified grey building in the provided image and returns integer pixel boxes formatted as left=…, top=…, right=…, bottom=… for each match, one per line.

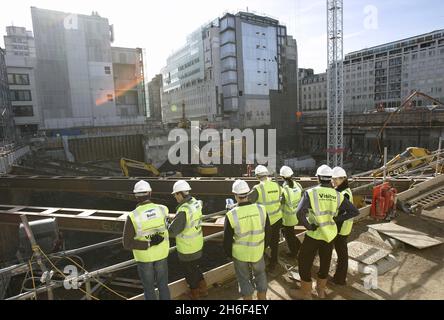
left=0, top=48, right=14, bottom=145
left=270, top=35, right=299, bottom=136
left=148, top=74, right=162, bottom=120
left=4, top=26, right=40, bottom=136
left=161, top=12, right=291, bottom=128
left=31, top=7, right=146, bottom=130
left=219, top=12, right=287, bottom=128
left=344, top=29, right=444, bottom=113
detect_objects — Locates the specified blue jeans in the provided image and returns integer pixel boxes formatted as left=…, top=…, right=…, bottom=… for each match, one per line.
left=137, top=258, right=170, bottom=300
left=233, top=257, right=267, bottom=297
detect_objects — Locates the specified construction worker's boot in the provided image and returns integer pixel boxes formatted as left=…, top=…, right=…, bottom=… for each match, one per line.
left=187, top=288, right=201, bottom=300
left=243, top=295, right=253, bottom=300
left=198, top=279, right=208, bottom=297
left=316, top=277, right=328, bottom=299
left=257, top=291, right=267, bottom=300
left=289, top=281, right=313, bottom=300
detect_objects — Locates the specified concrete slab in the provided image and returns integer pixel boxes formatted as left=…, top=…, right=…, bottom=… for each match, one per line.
left=348, top=241, right=391, bottom=265
left=369, top=222, right=443, bottom=249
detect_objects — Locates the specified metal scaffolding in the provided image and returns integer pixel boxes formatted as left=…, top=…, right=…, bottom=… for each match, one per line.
left=326, top=0, right=344, bottom=167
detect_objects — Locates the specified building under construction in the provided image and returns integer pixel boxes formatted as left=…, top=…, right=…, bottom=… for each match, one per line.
left=0, top=3, right=444, bottom=302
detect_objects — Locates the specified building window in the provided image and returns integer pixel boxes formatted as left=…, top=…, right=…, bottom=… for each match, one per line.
left=12, top=105, right=34, bottom=117
left=10, top=90, right=32, bottom=101
left=8, top=73, right=30, bottom=85
left=107, top=94, right=114, bottom=101
left=104, top=66, right=111, bottom=75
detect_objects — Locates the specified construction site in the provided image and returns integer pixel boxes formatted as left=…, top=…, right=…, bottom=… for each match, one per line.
left=0, top=1, right=444, bottom=302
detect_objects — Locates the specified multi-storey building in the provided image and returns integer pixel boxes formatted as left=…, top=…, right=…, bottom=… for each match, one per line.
left=4, top=26, right=40, bottom=136
left=300, top=30, right=444, bottom=114
left=147, top=74, right=163, bottom=120
left=300, top=72, right=327, bottom=112
left=344, top=29, right=444, bottom=112
left=0, top=48, right=14, bottom=144
left=161, top=22, right=221, bottom=124
left=161, top=12, right=292, bottom=128
left=30, top=7, right=146, bottom=130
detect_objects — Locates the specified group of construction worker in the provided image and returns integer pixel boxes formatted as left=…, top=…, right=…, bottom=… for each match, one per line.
left=122, top=163, right=359, bottom=300
left=122, top=179, right=207, bottom=300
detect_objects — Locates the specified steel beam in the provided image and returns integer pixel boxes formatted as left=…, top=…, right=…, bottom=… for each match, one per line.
left=0, top=175, right=423, bottom=196
left=0, top=204, right=225, bottom=234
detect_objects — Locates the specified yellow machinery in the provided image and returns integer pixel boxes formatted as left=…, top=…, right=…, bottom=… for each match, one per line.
left=197, top=164, right=218, bottom=176
left=372, top=147, right=438, bottom=177
left=120, top=158, right=182, bottom=177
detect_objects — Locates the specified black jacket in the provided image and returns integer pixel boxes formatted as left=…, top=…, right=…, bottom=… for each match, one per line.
left=296, top=183, right=359, bottom=231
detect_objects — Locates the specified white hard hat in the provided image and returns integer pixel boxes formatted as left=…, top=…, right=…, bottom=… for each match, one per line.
left=316, top=164, right=333, bottom=177
left=332, top=166, right=347, bottom=178
left=172, top=180, right=191, bottom=194
left=254, top=165, right=269, bottom=176
left=232, top=179, right=250, bottom=195
left=279, top=166, right=294, bottom=178
left=133, top=180, right=152, bottom=195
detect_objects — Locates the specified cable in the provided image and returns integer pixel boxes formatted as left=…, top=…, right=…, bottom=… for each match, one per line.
left=34, top=246, right=100, bottom=300
left=63, top=255, right=128, bottom=300
left=38, top=246, right=127, bottom=300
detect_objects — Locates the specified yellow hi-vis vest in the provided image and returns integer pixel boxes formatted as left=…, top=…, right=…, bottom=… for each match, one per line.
left=306, top=186, right=344, bottom=243
left=338, top=188, right=354, bottom=236
left=226, top=203, right=266, bottom=263
left=129, top=203, right=170, bottom=263
left=175, top=197, right=204, bottom=255
left=254, top=179, right=282, bottom=225
left=281, top=180, right=303, bottom=227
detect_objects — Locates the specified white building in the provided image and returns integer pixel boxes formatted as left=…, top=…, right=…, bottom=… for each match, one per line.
left=4, top=26, right=40, bottom=136
left=161, top=22, right=221, bottom=124
left=344, top=29, right=444, bottom=112
left=30, top=7, right=146, bottom=130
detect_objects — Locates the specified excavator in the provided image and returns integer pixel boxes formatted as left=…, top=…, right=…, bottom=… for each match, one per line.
left=120, top=158, right=182, bottom=177
left=197, top=138, right=248, bottom=176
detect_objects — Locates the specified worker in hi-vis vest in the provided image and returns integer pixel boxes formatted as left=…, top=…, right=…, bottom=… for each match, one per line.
left=224, top=179, right=271, bottom=300
left=168, top=180, right=207, bottom=300
left=248, top=165, right=282, bottom=272
left=331, top=166, right=354, bottom=286
left=122, top=180, right=170, bottom=300
left=290, top=165, right=359, bottom=300
left=279, top=166, right=303, bottom=258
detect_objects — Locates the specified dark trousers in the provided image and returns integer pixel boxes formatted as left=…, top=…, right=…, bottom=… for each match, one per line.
left=298, top=235, right=334, bottom=282
left=269, top=219, right=282, bottom=263
left=282, top=225, right=302, bottom=256
left=181, top=258, right=204, bottom=289
left=333, top=234, right=349, bottom=284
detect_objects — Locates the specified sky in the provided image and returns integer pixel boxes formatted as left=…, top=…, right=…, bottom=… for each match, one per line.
left=1, top=0, right=443, bottom=80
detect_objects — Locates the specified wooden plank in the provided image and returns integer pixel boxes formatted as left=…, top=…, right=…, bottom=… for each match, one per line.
left=129, top=262, right=235, bottom=300
left=348, top=241, right=390, bottom=265
left=369, top=223, right=443, bottom=249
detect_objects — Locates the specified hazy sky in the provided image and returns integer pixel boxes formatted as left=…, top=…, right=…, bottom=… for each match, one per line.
left=1, top=0, right=443, bottom=80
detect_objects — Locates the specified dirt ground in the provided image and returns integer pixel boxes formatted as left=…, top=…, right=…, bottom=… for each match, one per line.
left=204, top=205, right=444, bottom=300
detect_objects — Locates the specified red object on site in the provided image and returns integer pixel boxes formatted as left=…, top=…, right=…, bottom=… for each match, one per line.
left=370, top=182, right=397, bottom=220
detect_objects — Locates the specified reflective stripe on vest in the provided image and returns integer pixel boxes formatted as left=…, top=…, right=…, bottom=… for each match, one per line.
left=176, top=198, right=204, bottom=254
left=282, top=181, right=302, bottom=226
left=255, top=180, right=282, bottom=225
left=306, top=187, right=343, bottom=243
left=339, top=188, right=354, bottom=236
left=129, top=203, right=169, bottom=263
left=227, top=203, right=266, bottom=263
